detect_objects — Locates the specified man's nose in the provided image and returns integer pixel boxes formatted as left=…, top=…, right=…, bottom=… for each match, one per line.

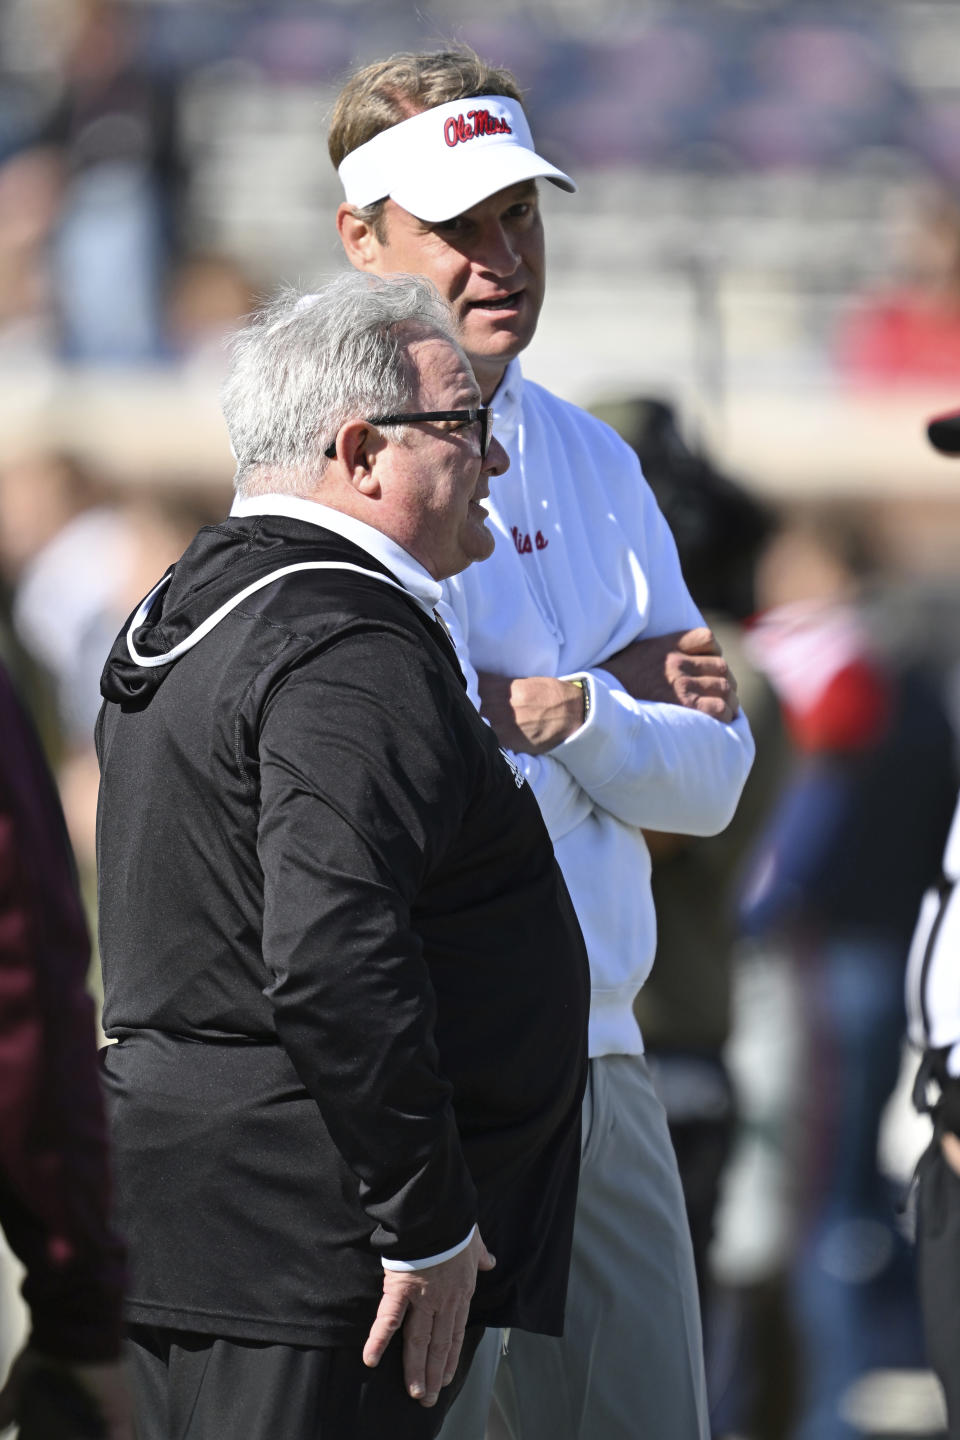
left=476, top=222, right=521, bottom=277
left=484, top=436, right=510, bottom=478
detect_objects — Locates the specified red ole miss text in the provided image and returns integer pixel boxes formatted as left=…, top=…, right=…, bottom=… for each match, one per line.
left=444, top=110, right=513, bottom=147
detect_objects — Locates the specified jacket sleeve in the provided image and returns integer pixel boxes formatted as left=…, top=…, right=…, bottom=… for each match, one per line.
left=550, top=475, right=755, bottom=835
left=256, top=628, right=478, bottom=1264
left=0, top=668, right=125, bottom=1364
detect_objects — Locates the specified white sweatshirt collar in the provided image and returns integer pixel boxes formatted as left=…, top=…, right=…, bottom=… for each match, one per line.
left=490, top=358, right=525, bottom=449
left=229, top=492, right=442, bottom=617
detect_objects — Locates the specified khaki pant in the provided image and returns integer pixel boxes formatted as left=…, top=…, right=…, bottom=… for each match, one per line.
left=440, top=1054, right=710, bottom=1440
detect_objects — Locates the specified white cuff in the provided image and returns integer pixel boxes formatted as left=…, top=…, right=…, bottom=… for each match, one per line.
left=552, top=667, right=620, bottom=776
left=381, top=1224, right=477, bottom=1272
left=555, top=670, right=597, bottom=746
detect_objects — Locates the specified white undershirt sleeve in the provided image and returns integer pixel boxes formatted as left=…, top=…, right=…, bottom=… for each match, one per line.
left=382, top=1224, right=477, bottom=1272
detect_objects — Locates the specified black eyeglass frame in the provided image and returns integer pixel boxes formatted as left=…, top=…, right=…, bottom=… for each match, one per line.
left=323, top=408, right=492, bottom=460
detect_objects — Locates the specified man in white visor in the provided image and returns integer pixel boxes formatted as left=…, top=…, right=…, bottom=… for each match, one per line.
left=330, top=50, right=756, bottom=1440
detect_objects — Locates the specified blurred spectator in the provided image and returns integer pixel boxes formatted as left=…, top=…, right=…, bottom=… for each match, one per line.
left=640, top=648, right=786, bottom=1296
left=60, top=490, right=220, bottom=871
left=0, top=449, right=129, bottom=753
left=0, top=450, right=220, bottom=867
left=836, top=191, right=960, bottom=387
left=166, top=250, right=258, bottom=376
left=0, top=658, right=130, bottom=1439
left=589, top=397, right=791, bottom=1434
left=739, top=509, right=957, bottom=1440
left=588, top=397, right=773, bottom=625
left=587, top=405, right=775, bottom=1244
left=0, top=146, right=60, bottom=365
left=709, top=931, right=806, bottom=1440
left=39, top=0, right=185, bottom=363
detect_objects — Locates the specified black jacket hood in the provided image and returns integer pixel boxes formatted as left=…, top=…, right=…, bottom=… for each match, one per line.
left=100, top=515, right=402, bottom=706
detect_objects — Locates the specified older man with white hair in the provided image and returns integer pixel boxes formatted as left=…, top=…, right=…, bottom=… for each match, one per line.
left=95, top=271, right=589, bottom=1440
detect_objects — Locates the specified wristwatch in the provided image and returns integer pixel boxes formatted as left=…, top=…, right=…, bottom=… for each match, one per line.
left=569, top=676, right=590, bottom=726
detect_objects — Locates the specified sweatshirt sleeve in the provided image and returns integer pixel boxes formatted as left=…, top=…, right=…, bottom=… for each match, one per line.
left=553, top=677, right=755, bottom=835
left=255, top=629, right=478, bottom=1264
left=550, top=474, right=755, bottom=835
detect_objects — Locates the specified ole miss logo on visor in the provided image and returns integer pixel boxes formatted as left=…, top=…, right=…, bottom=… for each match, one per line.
left=443, top=109, right=513, bottom=147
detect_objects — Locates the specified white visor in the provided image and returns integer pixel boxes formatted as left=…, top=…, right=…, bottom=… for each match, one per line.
left=338, top=95, right=576, bottom=223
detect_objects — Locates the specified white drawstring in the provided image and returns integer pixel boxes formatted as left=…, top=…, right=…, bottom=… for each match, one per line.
left=125, top=562, right=413, bottom=669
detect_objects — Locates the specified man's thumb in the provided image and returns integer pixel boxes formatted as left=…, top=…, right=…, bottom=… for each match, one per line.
left=477, top=1243, right=496, bottom=1271
left=676, top=626, right=719, bottom=656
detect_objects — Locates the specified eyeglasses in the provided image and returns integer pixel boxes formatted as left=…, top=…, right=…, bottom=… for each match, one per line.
left=323, top=408, right=492, bottom=460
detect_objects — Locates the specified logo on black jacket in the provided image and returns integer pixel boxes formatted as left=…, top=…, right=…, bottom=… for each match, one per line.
left=499, top=747, right=526, bottom=789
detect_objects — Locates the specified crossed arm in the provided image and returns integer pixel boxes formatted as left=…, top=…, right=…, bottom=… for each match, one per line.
left=477, top=625, right=741, bottom=756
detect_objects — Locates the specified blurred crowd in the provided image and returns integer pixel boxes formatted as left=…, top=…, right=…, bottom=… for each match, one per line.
left=0, top=0, right=261, bottom=372
left=592, top=400, right=959, bottom=1439
left=1, top=0, right=960, bottom=381
left=2, top=2, right=960, bottom=1438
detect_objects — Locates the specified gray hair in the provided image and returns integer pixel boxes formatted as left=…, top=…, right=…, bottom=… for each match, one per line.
left=221, top=271, right=457, bottom=498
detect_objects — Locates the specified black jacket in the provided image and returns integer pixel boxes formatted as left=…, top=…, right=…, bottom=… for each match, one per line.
left=96, top=513, right=589, bottom=1346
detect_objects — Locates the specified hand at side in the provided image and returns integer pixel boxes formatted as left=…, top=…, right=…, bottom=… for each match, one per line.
left=363, top=1229, right=496, bottom=1408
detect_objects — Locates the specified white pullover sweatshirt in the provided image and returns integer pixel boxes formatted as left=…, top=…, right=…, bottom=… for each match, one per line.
left=442, top=360, right=756, bottom=1058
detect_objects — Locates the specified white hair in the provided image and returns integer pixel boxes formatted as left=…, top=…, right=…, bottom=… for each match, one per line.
left=221, top=271, right=457, bottom=498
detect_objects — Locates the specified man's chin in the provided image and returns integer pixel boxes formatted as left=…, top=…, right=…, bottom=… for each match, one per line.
left=460, top=307, right=537, bottom=366
left=440, top=532, right=495, bottom=581
left=465, top=524, right=496, bottom=568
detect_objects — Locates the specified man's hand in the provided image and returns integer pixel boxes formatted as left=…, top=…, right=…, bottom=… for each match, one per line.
left=477, top=673, right=585, bottom=755
left=363, top=1229, right=495, bottom=1408
left=941, top=1130, right=960, bottom=1177
left=0, top=1347, right=134, bottom=1439
left=602, top=626, right=740, bottom=723
left=476, top=626, right=738, bottom=757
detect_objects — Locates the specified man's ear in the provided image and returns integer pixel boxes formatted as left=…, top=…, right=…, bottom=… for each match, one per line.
left=337, top=420, right=384, bottom=497
left=337, top=203, right=383, bottom=271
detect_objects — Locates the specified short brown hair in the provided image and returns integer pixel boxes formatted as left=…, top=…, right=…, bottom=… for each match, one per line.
left=328, top=48, right=524, bottom=168
left=328, top=48, right=524, bottom=237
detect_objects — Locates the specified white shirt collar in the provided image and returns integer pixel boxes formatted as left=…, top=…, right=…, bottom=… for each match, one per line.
left=490, top=357, right=525, bottom=449
left=228, top=492, right=442, bottom=616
